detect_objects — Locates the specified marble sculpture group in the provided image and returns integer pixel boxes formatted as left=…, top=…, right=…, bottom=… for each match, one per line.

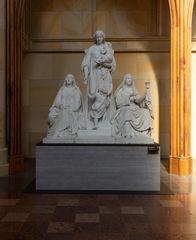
left=44, top=30, right=154, bottom=144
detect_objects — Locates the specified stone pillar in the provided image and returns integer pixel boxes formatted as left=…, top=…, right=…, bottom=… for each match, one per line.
left=7, top=0, right=25, bottom=174
left=168, top=0, right=194, bottom=175
left=0, top=0, right=8, bottom=176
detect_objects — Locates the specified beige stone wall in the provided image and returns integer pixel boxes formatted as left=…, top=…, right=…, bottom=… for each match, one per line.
left=23, top=0, right=170, bottom=158
left=0, top=0, right=8, bottom=175
left=30, top=0, right=166, bottom=39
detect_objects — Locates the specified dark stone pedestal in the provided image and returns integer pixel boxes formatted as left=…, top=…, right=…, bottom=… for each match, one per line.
left=36, top=143, right=160, bottom=191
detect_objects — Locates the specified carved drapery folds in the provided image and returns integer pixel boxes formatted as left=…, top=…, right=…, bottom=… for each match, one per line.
left=168, top=0, right=194, bottom=175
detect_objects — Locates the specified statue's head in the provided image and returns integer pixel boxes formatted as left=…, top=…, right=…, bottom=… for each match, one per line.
left=124, top=74, right=133, bottom=86
left=93, top=30, right=105, bottom=45
left=65, top=74, right=75, bottom=86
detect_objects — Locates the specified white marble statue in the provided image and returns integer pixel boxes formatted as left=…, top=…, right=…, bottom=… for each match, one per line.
left=111, top=74, right=154, bottom=139
left=81, top=30, right=116, bottom=129
left=47, top=74, right=83, bottom=138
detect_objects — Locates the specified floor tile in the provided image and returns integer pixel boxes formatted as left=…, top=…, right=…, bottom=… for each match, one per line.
left=99, top=206, right=115, bottom=214
left=98, top=194, right=119, bottom=200
left=45, top=233, right=73, bottom=240
left=73, top=231, right=100, bottom=240
left=76, top=206, right=99, bottom=213
left=55, top=194, right=80, bottom=199
left=75, top=222, right=100, bottom=232
left=160, top=200, right=184, bottom=207
left=47, top=222, right=74, bottom=233
left=31, top=205, right=56, bottom=214
left=0, top=222, right=24, bottom=232
left=79, top=194, right=97, bottom=200
left=79, top=198, right=99, bottom=207
left=100, top=215, right=125, bottom=233
left=52, top=207, right=76, bottom=222
left=100, top=232, right=129, bottom=240
left=26, top=213, right=53, bottom=222
left=17, top=194, right=57, bottom=206
left=1, top=212, right=30, bottom=222
left=0, top=199, right=19, bottom=206
left=7, top=205, right=32, bottom=213
left=126, top=223, right=158, bottom=234
left=75, top=213, right=100, bottom=223
left=0, top=232, right=22, bottom=240
left=0, top=206, right=9, bottom=218
left=123, top=214, right=149, bottom=224
left=154, top=223, right=184, bottom=234
left=20, top=222, right=48, bottom=239
left=128, top=233, right=184, bottom=240
left=182, top=235, right=196, bottom=240
left=181, top=224, right=196, bottom=234
left=98, top=199, right=119, bottom=207
left=120, top=206, right=144, bottom=215
left=57, top=199, right=79, bottom=207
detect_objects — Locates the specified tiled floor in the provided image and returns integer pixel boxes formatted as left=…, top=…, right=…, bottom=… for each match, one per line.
left=0, top=159, right=196, bottom=240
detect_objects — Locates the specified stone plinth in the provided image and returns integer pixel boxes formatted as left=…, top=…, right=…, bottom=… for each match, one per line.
left=36, top=143, right=160, bottom=191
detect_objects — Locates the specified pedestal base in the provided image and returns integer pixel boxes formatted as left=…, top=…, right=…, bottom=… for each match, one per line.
left=36, top=143, right=160, bottom=191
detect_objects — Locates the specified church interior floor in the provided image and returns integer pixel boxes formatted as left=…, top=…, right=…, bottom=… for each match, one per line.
left=0, top=159, right=196, bottom=240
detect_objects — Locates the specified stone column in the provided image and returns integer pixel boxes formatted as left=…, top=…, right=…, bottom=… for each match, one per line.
left=7, top=0, right=25, bottom=174
left=0, top=0, right=8, bottom=176
left=168, top=0, right=194, bottom=175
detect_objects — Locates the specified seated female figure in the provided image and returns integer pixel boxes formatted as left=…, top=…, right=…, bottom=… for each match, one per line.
left=47, top=74, right=83, bottom=138
left=112, top=74, right=153, bottom=138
